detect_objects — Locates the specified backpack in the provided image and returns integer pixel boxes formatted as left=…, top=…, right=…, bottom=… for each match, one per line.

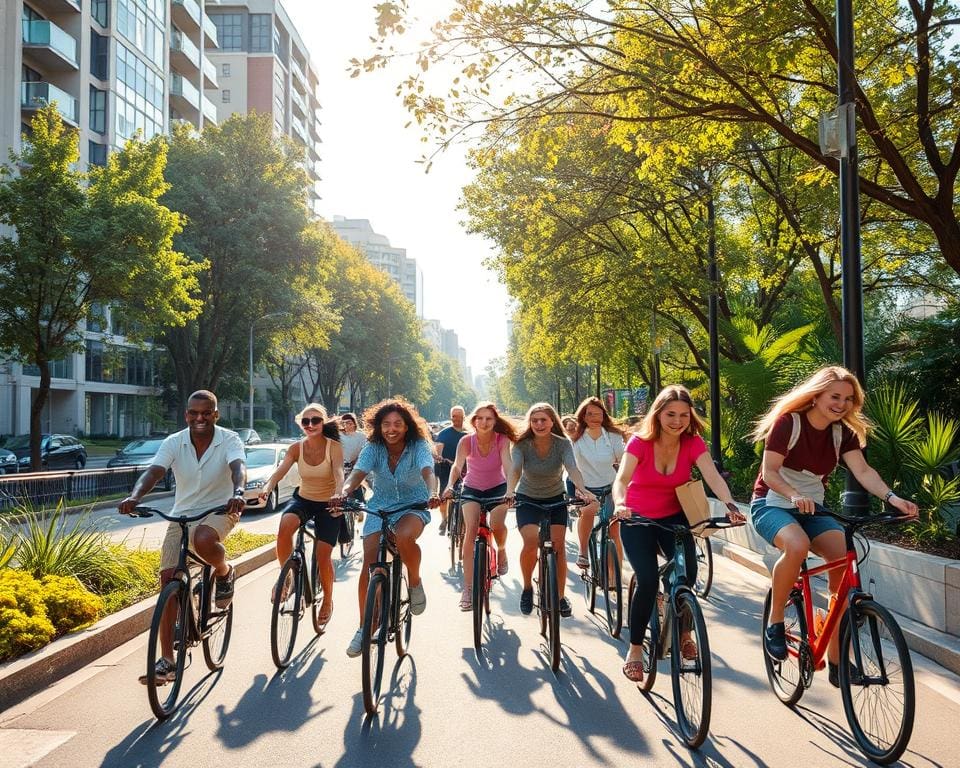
left=787, top=412, right=842, bottom=461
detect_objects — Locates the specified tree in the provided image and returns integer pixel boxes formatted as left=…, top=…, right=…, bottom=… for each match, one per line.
left=0, top=106, right=199, bottom=468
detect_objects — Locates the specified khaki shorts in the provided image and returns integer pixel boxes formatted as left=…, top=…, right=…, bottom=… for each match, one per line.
left=159, top=510, right=237, bottom=571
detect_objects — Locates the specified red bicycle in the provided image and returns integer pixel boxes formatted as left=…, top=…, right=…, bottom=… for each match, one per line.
left=761, top=506, right=915, bottom=765
left=461, top=493, right=509, bottom=659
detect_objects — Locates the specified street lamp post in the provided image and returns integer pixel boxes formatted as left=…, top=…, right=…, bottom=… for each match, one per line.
left=706, top=189, right=723, bottom=468
left=248, top=312, right=288, bottom=430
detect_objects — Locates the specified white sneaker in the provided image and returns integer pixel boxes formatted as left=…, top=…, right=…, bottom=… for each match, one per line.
left=346, top=628, right=364, bottom=658
left=409, top=583, right=427, bottom=615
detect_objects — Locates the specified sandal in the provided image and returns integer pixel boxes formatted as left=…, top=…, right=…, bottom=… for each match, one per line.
left=459, top=588, right=472, bottom=611
left=576, top=554, right=589, bottom=569
left=622, top=660, right=644, bottom=683
left=680, top=637, right=698, bottom=660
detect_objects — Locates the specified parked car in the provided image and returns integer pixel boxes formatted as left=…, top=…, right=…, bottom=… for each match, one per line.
left=106, top=436, right=175, bottom=491
left=0, top=447, right=17, bottom=475
left=234, top=428, right=261, bottom=445
left=7, top=434, right=87, bottom=471
left=243, top=442, right=299, bottom=514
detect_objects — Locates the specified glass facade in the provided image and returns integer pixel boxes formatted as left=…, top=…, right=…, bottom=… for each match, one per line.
left=88, top=141, right=108, bottom=166
left=85, top=340, right=158, bottom=386
left=23, top=358, right=75, bottom=379
left=212, top=13, right=242, bottom=51
left=115, top=42, right=164, bottom=141
left=92, top=0, right=110, bottom=27
left=116, top=0, right=165, bottom=70
left=90, top=31, right=109, bottom=80
left=89, top=86, right=107, bottom=133
left=249, top=13, right=271, bottom=52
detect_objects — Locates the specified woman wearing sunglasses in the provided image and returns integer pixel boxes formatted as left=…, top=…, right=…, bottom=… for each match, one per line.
left=260, top=403, right=344, bottom=623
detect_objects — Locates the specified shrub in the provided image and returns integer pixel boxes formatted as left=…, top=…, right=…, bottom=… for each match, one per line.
left=40, top=574, right=104, bottom=632
left=254, top=418, right=278, bottom=440
left=0, top=570, right=55, bottom=660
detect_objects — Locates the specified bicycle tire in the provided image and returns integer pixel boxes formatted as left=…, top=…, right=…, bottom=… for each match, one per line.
left=310, top=546, right=326, bottom=635
left=581, top=531, right=597, bottom=613
left=394, top=562, right=412, bottom=657
left=146, top=579, right=188, bottom=720
left=637, top=576, right=658, bottom=693
left=603, top=538, right=623, bottom=639
left=202, top=568, right=233, bottom=670
left=449, top=503, right=461, bottom=571
left=761, top=588, right=806, bottom=707
left=340, top=511, right=355, bottom=559
left=671, top=591, right=712, bottom=749
left=839, top=600, right=915, bottom=765
left=362, top=573, right=389, bottom=715
left=270, top=559, right=301, bottom=669
left=693, top=536, right=713, bottom=599
left=472, top=538, right=487, bottom=657
left=545, top=551, right=561, bottom=672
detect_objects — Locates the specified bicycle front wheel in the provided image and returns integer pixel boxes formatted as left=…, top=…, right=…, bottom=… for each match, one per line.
left=362, top=573, right=389, bottom=715
left=581, top=532, right=597, bottom=613
left=637, top=578, right=659, bottom=693
left=449, top=504, right=461, bottom=571
left=146, top=579, right=189, bottom=720
left=394, top=562, right=412, bottom=657
left=693, top=536, right=713, bottom=598
left=671, top=591, right=711, bottom=749
left=472, top=538, right=487, bottom=657
left=310, top=546, right=326, bottom=635
left=545, top=551, right=561, bottom=672
left=761, top=588, right=806, bottom=707
left=603, top=538, right=623, bottom=639
left=839, top=600, right=915, bottom=765
left=202, top=568, right=234, bottom=670
left=270, top=559, right=301, bottom=669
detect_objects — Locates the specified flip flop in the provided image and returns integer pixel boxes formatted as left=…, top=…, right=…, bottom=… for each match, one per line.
left=622, top=660, right=644, bottom=683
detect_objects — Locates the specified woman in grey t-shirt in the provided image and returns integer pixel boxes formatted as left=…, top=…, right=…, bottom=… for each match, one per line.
left=506, top=402, right=595, bottom=618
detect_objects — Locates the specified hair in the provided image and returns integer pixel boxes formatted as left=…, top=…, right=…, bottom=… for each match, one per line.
left=339, top=412, right=358, bottom=424
left=637, top=385, right=706, bottom=441
left=561, top=414, right=577, bottom=430
left=467, top=401, right=518, bottom=442
left=187, top=390, right=218, bottom=409
left=295, top=402, right=340, bottom=441
left=517, top=402, right=566, bottom=442
left=573, top=396, right=625, bottom=441
left=751, top=365, right=869, bottom=445
left=362, top=397, right=431, bottom=446
left=450, top=405, right=466, bottom=417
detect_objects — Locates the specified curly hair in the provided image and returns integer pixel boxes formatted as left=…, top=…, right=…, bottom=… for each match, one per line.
left=361, top=397, right=431, bottom=446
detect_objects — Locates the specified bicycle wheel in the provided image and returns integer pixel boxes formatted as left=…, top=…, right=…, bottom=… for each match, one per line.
left=693, top=536, right=713, bottom=598
left=394, top=563, right=413, bottom=657
left=270, top=559, right=301, bottom=669
left=146, top=579, right=188, bottom=720
left=310, top=546, right=326, bottom=635
left=545, top=551, right=561, bottom=672
left=761, top=588, right=806, bottom=707
left=839, top=600, right=915, bottom=765
left=581, top=531, right=597, bottom=613
left=670, top=591, right=711, bottom=749
left=202, top=568, right=233, bottom=671
left=340, top=511, right=355, bottom=559
left=449, top=504, right=460, bottom=571
left=472, top=538, right=487, bottom=657
left=603, top=539, right=623, bottom=639
left=361, top=573, right=389, bottom=715
left=637, top=578, right=659, bottom=693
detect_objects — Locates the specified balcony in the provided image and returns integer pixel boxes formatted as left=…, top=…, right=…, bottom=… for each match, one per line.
left=170, top=73, right=200, bottom=119
left=309, top=117, right=321, bottom=142
left=28, top=0, right=81, bottom=16
left=170, top=28, right=200, bottom=74
left=202, top=95, right=218, bottom=125
left=203, top=13, right=219, bottom=48
left=171, top=0, right=200, bottom=33
left=291, top=60, right=306, bottom=92
left=291, top=116, right=307, bottom=144
left=291, top=89, right=306, bottom=117
left=21, top=20, right=79, bottom=71
left=202, top=56, right=218, bottom=89
left=21, top=81, right=78, bottom=125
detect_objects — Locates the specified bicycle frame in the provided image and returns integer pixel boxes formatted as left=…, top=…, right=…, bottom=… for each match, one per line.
left=290, top=517, right=318, bottom=607
left=794, top=548, right=860, bottom=669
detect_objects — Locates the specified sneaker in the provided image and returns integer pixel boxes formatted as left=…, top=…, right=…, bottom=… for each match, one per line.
left=828, top=660, right=861, bottom=688
left=459, top=588, right=472, bottom=611
left=497, top=552, right=508, bottom=576
left=764, top=622, right=787, bottom=661
left=409, top=582, right=427, bottom=615
left=559, top=596, right=573, bottom=618
left=519, top=587, right=533, bottom=615
left=346, top=628, right=364, bottom=658
left=139, top=657, right=177, bottom=686
left=438, top=521, right=447, bottom=536
left=215, top=565, right=236, bottom=609
left=576, top=553, right=589, bottom=569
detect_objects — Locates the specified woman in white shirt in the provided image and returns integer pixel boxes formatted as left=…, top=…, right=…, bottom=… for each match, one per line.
left=572, top=397, right=626, bottom=569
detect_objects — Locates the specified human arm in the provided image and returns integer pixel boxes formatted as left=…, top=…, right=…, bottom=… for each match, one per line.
left=118, top=465, right=167, bottom=514
left=225, top=458, right=246, bottom=515
left=695, top=451, right=745, bottom=522
left=759, top=449, right=817, bottom=514
left=259, top=442, right=299, bottom=501
left=612, top=452, right=638, bottom=519
left=330, top=440, right=345, bottom=495
left=505, top=443, right=523, bottom=500
left=561, top=440, right=596, bottom=503
left=442, top=437, right=469, bottom=499
left=841, top=449, right=919, bottom=518
left=416, top=439, right=440, bottom=507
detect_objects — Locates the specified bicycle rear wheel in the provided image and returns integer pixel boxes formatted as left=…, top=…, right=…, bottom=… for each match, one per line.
left=671, top=591, right=711, bottom=749
left=839, top=600, right=915, bottom=765
left=449, top=503, right=461, bottom=571
left=270, top=559, right=301, bottom=669
left=202, top=568, right=233, bottom=670
left=472, top=538, right=487, bottom=657
left=581, top=532, right=597, bottom=613
left=693, top=536, right=713, bottom=598
left=310, top=547, right=326, bottom=635
left=603, top=539, right=623, bottom=639
left=362, top=573, right=389, bottom=715
left=545, top=551, right=561, bottom=672
left=340, top=511, right=355, bottom=559
left=146, top=580, right=188, bottom=720
left=761, top=588, right=806, bottom=706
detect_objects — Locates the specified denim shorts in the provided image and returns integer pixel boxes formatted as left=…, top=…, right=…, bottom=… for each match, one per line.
left=750, top=497, right=843, bottom=546
left=515, top=493, right=568, bottom=528
left=585, top=485, right=614, bottom=521
left=462, top=482, right=507, bottom=501
left=361, top=505, right=431, bottom=538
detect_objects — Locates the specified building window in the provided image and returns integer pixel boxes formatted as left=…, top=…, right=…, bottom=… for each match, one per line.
left=115, top=42, right=164, bottom=142
left=23, top=357, right=74, bottom=379
left=249, top=14, right=272, bottom=52
left=90, top=31, right=109, bottom=80
left=221, top=62, right=230, bottom=77
left=92, top=0, right=109, bottom=27
left=222, top=89, right=230, bottom=103
left=211, top=13, right=242, bottom=51
left=89, top=86, right=107, bottom=133
left=22, top=5, right=41, bottom=22
left=116, top=0, right=165, bottom=70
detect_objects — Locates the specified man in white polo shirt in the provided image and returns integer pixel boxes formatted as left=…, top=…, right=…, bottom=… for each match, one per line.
left=119, top=389, right=246, bottom=684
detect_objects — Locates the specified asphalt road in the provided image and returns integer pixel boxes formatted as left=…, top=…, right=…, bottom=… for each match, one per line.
left=1, top=512, right=957, bottom=768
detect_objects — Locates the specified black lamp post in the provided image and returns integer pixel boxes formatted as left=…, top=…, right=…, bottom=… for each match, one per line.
left=706, top=189, right=722, bottom=468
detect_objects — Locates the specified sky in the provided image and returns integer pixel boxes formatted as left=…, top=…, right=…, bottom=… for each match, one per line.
left=283, top=1, right=511, bottom=379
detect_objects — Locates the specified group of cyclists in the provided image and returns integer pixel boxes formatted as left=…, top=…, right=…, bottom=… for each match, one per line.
left=119, top=364, right=918, bottom=692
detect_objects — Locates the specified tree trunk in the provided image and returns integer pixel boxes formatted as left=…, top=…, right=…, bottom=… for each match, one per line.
left=29, top=361, right=52, bottom=471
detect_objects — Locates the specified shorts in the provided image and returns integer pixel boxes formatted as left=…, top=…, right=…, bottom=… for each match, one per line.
left=282, top=491, right=340, bottom=547
left=159, top=509, right=236, bottom=571
left=362, top=505, right=432, bottom=538
left=750, top=497, right=843, bottom=546
left=585, top=485, right=614, bottom=521
left=515, top=493, right=568, bottom=529
left=461, top=482, right=507, bottom=501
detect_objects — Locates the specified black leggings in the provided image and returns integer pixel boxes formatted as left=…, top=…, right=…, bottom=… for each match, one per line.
left=621, top=512, right=697, bottom=646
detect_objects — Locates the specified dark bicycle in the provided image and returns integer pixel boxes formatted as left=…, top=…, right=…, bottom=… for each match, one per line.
left=624, top=514, right=741, bottom=749
left=270, top=510, right=329, bottom=669
left=460, top=492, right=509, bottom=659
left=578, top=486, right=622, bottom=638
left=447, top=482, right=465, bottom=571
left=692, top=536, right=713, bottom=598
left=341, top=499, right=421, bottom=715
left=122, top=505, right=234, bottom=720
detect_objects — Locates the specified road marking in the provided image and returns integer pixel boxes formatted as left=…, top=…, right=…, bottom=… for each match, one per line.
left=0, top=729, right=74, bottom=768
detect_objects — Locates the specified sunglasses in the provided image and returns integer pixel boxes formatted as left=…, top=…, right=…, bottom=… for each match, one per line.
left=300, top=416, right=324, bottom=427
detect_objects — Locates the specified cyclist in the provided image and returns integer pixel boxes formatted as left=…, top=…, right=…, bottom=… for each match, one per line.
left=506, top=402, right=595, bottom=618
left=612, top=385, right=741, bottom=683
left=561, top=414, right=579, bottom=498
left=332, top=397, right=441, bottom=657
left=442, top=401, right=517, bottom=610
left=258, top=404, right=343, bottom=624
left=571, top=396, right=626, bottom=570
left=751, top=366, right=917, bottom=685
left=339, top=412, right=367, bottom=520
left=118, top=390, right=246, bottom=684
left=434, top=405, right=468, bottom=535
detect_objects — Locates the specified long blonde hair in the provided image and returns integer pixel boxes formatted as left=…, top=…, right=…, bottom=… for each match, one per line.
left=751, top=365, right=869, bottom=446
left=637, top=385, right=706, bottom=441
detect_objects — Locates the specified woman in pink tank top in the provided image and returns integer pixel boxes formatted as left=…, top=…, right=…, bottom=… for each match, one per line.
left=441, top=402, right=518, bottom=611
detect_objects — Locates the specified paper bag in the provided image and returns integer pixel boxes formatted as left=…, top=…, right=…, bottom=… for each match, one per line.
left=675, top=479, right=714, bottom=537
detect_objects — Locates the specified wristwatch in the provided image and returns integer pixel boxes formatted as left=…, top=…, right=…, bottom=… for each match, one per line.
left=233, top=488, right=245, bottom=498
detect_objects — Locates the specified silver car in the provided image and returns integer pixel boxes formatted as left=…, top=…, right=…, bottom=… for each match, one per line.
left=243, top=443, right=300, bottom=514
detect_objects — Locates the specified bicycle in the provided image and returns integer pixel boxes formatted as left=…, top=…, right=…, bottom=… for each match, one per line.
left=270, top=510, right=329, bottom=669
left=578, top=486, right=622, bottom=638
left=761, top=505, right=915, bottom=765
left=460, top=492, right=509, bottom=659
left=693, top=536, right=713, bottom=598
left=341, top=499, right=421, bottom=716
left=624, top=514, right=741, bottom=749
left=447, top=482, right=465, bottom=571
left=122, top=505, right=234, bottom=720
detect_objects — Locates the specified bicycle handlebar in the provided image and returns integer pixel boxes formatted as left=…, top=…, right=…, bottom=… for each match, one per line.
left=338, top=500, right=428, bottom=519
left=514, top=496, right=587, bottom=512
left=619, top=514, right=742, bottom=534
left=125, top=505, right=229, bottom=523
left=813, top=505, right=912, bottom=528
left=459, top=494, right=509, bottom=510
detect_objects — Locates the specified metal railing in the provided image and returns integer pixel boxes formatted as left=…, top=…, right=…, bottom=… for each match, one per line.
left=0, top=467, right=147, bottom=512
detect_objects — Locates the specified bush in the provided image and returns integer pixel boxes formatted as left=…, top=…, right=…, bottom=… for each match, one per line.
left=0, top=570, right=55, bottom=660
left=254, top=418, right=278, bottom=440
left=40, top=574, right=104, bottom=632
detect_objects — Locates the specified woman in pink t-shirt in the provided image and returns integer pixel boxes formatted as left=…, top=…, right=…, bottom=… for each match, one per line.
left=612, top=385, right=741, bottom=684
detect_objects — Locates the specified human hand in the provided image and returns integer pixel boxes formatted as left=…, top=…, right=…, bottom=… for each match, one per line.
left=118, top=496, right=140, bottom=515
left=226, top=496, right=245, bottom=518
left=724, top=501, right=746, bottom=523
left=428, top=494, right=441, bottom=509
left=889, top=495, right=919, bottom=519
left=790, top=495, right=816, bottom=515
left=441, top=488, right=453, bottom=502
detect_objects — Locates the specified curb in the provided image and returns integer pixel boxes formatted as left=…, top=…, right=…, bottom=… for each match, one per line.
left=0, top=541, right=276, bottom=714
